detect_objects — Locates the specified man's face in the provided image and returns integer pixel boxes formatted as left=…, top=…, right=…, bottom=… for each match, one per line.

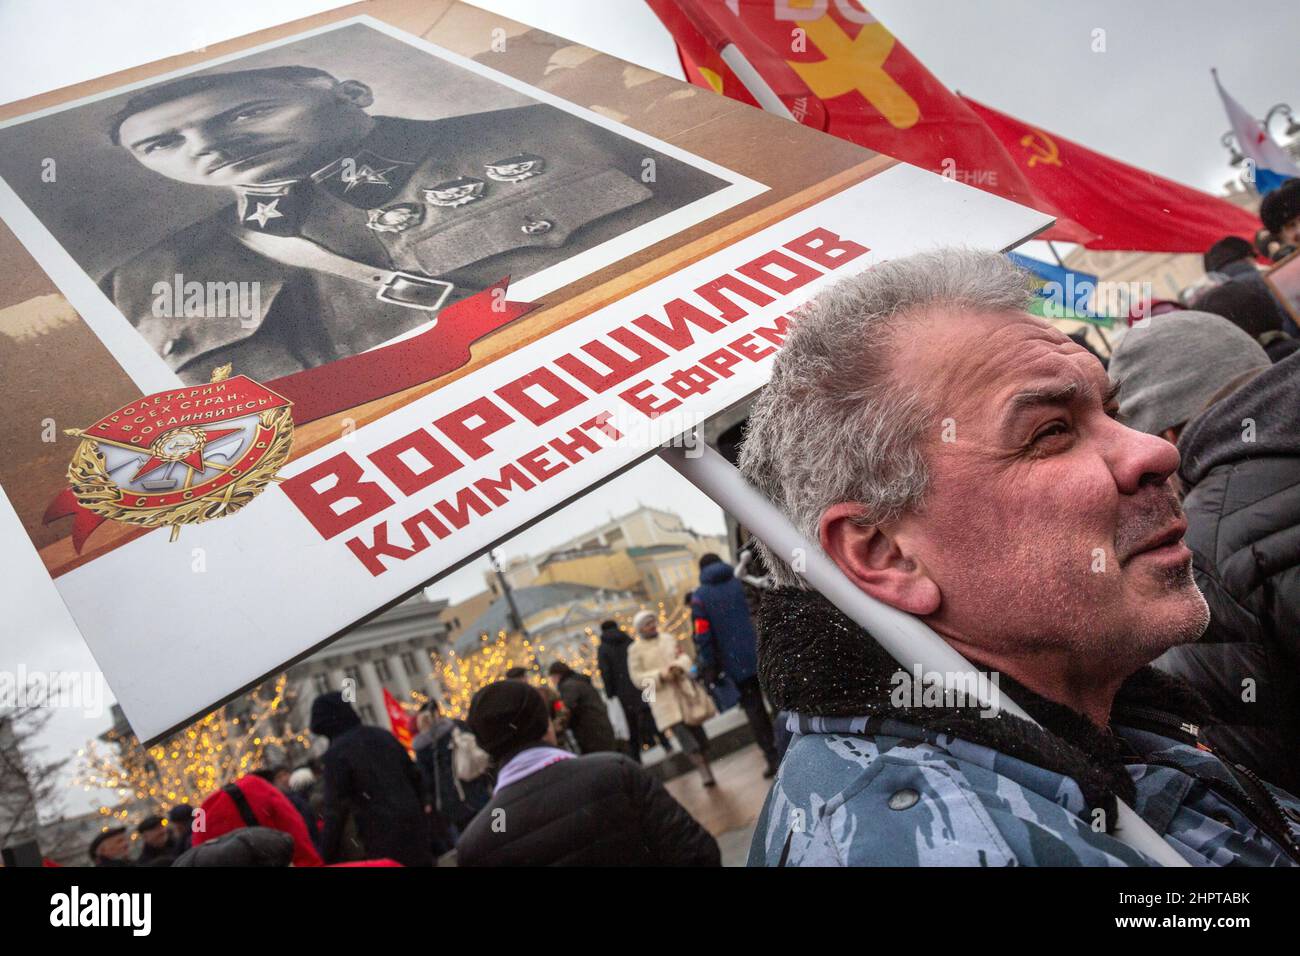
left=141, top=826, right=168, bottom=848
left=97, top=832, right=130, bottom=861
left=887, top=310, right=1208, bottom=670
left=118, top=76, right=372, bottom=188
left=1280, top=215, right=1300, bottom=248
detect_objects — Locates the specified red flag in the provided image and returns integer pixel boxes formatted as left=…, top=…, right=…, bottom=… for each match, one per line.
left=382, top=688, right=415, bottom=750
left=646, top=0, right=1093, bottom=243
left=965, top=97, right=1261, bottom=253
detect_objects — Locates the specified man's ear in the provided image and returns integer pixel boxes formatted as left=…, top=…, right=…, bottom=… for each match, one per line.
left=333, top=80, right=374, bottom=110
left=819, top=503, right=940, bottom=616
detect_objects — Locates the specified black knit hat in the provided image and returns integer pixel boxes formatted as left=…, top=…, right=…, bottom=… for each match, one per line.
left=1194, top=277, right=1286, bottom=338
left=1260, top=179, right=1300, bottom=234
left=1203, top=236, right=1255, bottom=273
left=467, top=680, right=549, bottom=760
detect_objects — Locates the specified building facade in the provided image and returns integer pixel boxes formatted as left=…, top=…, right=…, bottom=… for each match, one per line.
left=286, top=591, right=453, bottom=732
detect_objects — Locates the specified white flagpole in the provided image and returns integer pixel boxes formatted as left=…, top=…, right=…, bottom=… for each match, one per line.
left=659, top=441, right=1189, bottom=867
left=718, top=44, right=795, bottom=120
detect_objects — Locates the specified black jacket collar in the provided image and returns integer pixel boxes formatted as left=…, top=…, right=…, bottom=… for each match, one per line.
left=758, top=586, right=1213, bottom=816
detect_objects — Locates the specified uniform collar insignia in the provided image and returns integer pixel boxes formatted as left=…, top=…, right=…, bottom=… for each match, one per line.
left=311, top=118, right=423, bottom=207
left=244, top=198, right=284, bottom=229
left=235, top=183, right=299, bottom=231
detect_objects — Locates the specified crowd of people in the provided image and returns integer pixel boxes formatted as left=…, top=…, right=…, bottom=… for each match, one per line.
left=89, top=552, right=774, bottom=867
left=87, top=185, right=1300, bottom=865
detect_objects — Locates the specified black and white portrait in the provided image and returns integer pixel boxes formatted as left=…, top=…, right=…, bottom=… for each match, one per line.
left=0, top=19, right=760, bottom=385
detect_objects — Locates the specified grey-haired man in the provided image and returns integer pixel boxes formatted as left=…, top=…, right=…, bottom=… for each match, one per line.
left=741, top=248, right=1300, bottom=866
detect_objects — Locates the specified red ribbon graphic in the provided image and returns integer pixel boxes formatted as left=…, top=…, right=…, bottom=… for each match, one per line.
left=44, top=277, right=536, bottom=553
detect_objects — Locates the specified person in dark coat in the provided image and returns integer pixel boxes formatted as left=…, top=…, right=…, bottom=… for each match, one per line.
left=412, top=700, right=491, bottom=853
left=1155, top=349, right=1300, bottom=794
left=167, top=804, right=195, bottom=857
left=597, top=619, right=672, bottom=762
left=135, top=814, right=176, bottom=865
left=308, top=691, right=433, bottom=867
left=691, top=554, right=780, bottom=776
left=547, top=661, right=617, bottom=755
left=456, top=679, right=720, bottom=867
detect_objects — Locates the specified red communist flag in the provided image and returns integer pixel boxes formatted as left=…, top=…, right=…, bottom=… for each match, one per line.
left=646, top=0, right=1094, bottom=244
left=965, top=97, right=1261, bottom=253
left=383, top=688, right=415, bottom=751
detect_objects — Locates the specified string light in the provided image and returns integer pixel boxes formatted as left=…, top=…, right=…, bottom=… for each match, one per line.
left=416, top=600, right=696, bottom=718
left=74, top=674, right=310, bottom=827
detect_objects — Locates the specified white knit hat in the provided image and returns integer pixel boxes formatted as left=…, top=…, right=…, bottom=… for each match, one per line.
left=632, top=610, right=657, bottom=632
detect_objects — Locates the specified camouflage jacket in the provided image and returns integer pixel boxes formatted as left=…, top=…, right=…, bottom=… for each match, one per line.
left=749, top=587, right=1300, bottom=867
left=748, top=713, right=1300, bottom=866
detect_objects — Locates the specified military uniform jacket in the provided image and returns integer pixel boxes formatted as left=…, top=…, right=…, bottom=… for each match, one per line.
left=749, top=586, right=1300, bottom=867
left=100, top=104, right=724, bottom=384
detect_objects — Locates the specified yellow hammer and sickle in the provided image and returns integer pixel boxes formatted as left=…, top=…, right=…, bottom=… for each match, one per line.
left=1020, top=128, right=1061, bottom=167
left=786, top=7, right=920, bottom=129
left=698, top=67, right=726, bottom=95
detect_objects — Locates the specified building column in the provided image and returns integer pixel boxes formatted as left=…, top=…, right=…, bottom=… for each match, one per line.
left=389, top=650, right=413, bottom=700
left=361, top=660, right=385, bottom=725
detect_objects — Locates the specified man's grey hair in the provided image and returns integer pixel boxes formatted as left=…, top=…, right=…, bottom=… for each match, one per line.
left=738, top=248, right=1032, bottom=587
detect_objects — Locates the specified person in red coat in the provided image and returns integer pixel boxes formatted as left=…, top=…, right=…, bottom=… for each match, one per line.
left=191, top=773, right=323, bottom=867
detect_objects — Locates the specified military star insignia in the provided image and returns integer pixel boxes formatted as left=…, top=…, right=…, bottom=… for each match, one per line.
left=342, top=163, right=399, bottom=193
left=245, top=198, right=284, bottom=228
left=131, top=427, right=241, bottom=481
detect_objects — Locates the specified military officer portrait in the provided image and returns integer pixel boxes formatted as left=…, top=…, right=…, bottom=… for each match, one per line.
left=92, top=62, right=730, bottom=384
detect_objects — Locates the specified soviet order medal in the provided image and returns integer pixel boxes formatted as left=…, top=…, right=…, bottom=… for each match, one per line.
left=52, top=367, right=294, bottom=548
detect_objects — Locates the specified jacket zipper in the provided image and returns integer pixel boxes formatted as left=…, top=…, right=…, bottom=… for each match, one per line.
left=1113, top=706, right=1300, bottom=862
left=1140, top=754, right=1300, bottom=863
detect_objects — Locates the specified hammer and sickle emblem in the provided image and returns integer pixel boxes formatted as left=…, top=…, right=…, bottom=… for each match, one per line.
left=786, top=7, right=920, bottom=129
left=1020, top=128, right=1061, bottom=167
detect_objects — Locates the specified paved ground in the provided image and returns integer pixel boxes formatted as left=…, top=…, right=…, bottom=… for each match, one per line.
left=663, top=742, right=771, bottom=866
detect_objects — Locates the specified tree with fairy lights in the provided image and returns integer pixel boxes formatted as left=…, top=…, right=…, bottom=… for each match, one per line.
left=75, top=674, right=312, bottom=836
left=420, top=599, right=695, bottom=718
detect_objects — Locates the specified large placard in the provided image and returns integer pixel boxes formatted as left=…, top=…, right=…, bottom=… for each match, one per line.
left=0, top=4, right=1050, bottom=742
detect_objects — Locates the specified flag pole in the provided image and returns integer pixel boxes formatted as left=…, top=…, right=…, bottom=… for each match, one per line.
left=671, top=0, right=795, bottom=120
left=659, top=440, right=1190, bottom=867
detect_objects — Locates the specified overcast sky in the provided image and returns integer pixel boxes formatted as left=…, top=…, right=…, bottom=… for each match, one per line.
left=3, top=0, right=1297, bottom=818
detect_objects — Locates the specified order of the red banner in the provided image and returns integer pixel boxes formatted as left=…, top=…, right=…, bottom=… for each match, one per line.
left=43, top=278, right=535, bottom=553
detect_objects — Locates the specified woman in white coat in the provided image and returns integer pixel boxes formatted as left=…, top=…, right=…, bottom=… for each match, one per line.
left=626, top=609, right=715, bottom=786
